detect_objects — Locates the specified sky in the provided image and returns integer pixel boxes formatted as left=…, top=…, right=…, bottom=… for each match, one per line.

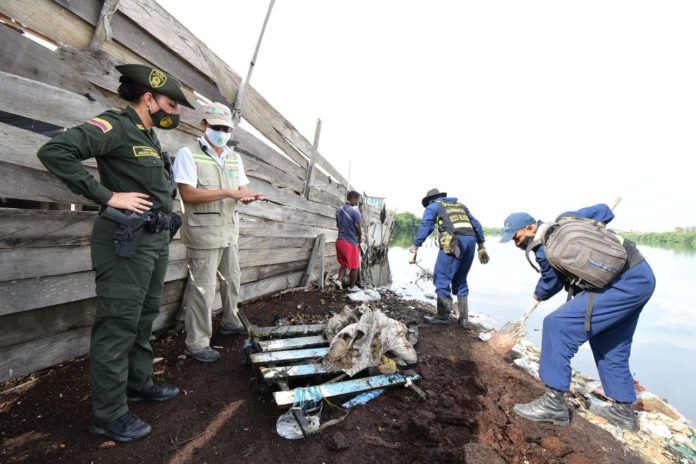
left=158, top=0, right=696, bottom=232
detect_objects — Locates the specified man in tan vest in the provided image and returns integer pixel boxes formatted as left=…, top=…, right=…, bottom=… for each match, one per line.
left=173, top=102, right=262, bottom=362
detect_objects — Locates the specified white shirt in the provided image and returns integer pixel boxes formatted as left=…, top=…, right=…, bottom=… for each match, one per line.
left=172, top=137, right=250, bottom=188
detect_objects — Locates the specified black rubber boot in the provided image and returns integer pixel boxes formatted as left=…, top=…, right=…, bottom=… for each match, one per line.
left=513, top=387, right=570, bottom=426
left=424, top=296, right=452, bottom=325
left=588, top=401, right=639, bottom=432
left=89, top=411, right=152, bottom=443
left=456, top=297, right=469, bottom=327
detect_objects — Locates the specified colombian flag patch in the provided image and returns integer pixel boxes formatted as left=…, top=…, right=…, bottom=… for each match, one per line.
left=86, top=117, right=113, bottom=133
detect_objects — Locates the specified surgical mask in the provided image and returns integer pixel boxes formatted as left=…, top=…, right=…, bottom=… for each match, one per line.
left=149, top=102, right=180, bottom=130
left=205, top=127, right=232, bottom=147
left=516, top=235, right=534, bottom=251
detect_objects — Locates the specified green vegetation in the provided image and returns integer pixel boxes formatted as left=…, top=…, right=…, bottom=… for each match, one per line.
left=484, top=227, right=503, bottom=237
left=392, top=212, right=696, bottom=252
left=391, top=212, right=419, bottom=248
left=620, top=227, right=696, bottom=252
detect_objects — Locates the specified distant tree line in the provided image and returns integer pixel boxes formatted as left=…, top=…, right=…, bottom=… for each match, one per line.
left=620, top=227, right=696, bottom=250
left=392, top=213, right=695, bottom=251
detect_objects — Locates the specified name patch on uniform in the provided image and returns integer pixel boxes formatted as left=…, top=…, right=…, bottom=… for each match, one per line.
left=132, top=146, right=159, bottom=158
left=86, top=117, right=112, bottom=133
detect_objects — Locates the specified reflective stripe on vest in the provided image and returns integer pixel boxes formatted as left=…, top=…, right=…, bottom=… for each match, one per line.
left=437, top=201, right=474, bottom=235
left=180, top=142, right=240, bottom=249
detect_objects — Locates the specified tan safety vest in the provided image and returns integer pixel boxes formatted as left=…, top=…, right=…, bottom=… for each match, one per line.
left=180, top=141, right=241, bottom=249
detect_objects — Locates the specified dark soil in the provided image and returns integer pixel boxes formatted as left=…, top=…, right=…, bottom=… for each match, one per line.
left=0, top=288, right=644, bottom=463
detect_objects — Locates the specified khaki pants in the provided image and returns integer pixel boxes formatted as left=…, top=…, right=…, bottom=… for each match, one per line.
left=182, top=244, right=242, bottom=349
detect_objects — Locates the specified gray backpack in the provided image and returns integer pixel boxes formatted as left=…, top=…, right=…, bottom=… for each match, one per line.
left=526, top=217, right=627, bottom=290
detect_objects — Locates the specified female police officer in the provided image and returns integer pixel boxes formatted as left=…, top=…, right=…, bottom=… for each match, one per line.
left=37, top=64, right=193, bottom=442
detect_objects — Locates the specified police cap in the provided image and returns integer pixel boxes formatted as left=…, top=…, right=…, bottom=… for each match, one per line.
left=115, top=64, right=195, bottom=109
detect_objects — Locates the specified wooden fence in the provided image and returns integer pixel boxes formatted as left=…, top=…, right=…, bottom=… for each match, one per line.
left=0, top=0, right=391, bottom=384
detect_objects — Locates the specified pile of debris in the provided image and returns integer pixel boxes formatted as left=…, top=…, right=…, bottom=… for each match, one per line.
left=243, top=297, right=426, bottom=440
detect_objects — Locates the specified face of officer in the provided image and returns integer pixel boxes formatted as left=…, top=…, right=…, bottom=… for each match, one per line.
left=513, top=223, right=537, bottom=250
left=141, top=92, right=180, bottom=130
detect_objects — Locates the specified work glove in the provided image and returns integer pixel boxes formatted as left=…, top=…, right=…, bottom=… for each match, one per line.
left=478, top=246, right=490, bottom=264
left=408, top=245, right=418, bottom=264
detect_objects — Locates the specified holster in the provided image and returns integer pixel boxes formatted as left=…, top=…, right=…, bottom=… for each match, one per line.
left=112, top=224, right=145, bottom=257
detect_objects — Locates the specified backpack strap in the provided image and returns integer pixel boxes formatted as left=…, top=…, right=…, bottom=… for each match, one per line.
left=584, top=292, right=596, bottom=332
left=525, top=238, right=543, bottom=273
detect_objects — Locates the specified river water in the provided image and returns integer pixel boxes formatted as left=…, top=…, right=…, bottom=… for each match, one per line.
left=381, top=240, right=696, bottom=424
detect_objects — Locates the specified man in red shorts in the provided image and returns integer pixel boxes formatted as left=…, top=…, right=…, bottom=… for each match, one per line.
left=335, top=191, right=362, bottom=292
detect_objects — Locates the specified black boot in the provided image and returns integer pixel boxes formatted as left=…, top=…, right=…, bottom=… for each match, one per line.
left=588, top=401, right=639, bottom=432
left=127, top=381, right=180, bottom=403
left=513, top=387, right=570, bottom=426
left=89, top=411, right=151, bottom=443
left=456, top=297, right=470, bottom=327
left=424, top=296, right=452, bottom=325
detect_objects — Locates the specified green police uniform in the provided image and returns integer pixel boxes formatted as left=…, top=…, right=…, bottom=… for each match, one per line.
left=37, top=106, right=173, bottom=422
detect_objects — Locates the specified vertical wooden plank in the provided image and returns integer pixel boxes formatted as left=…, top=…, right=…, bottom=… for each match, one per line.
left=303, top=118, right=322, bottom=198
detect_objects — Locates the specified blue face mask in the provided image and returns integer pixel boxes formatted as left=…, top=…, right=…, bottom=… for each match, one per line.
left=205, top=127, right=232, bottom=147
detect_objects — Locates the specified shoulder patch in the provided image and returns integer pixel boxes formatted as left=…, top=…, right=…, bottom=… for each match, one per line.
left=132, top=146, right=159, bottom=158
left=86, top=117, right=113, bottom=133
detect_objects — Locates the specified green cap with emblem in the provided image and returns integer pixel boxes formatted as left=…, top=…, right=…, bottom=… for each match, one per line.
left=115, top=63, right=195, bottom=109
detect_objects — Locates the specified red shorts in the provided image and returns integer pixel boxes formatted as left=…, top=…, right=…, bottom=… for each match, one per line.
left=336, top=239, right=360, bottom=270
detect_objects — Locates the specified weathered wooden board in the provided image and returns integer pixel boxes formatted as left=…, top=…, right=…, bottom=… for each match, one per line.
left=241, top=201, right=336, bottom=230
left=0, top=23, right=99, bottom=99
left=260, top=363, right=337, bottom=382
left=0, top=0, right=94, bottom=49
left=0, top=70, right=106, bottom=128
left=0, top=259, right=186, bottom=316
left=250, top=347, right=329, bottom=365
left=273, top=374, right=420, bottom=407
left=251, top=178, right=336, bottom=219
left=0, top=208, right=96, bottom=249
left=0, top=280, right=185, bottom=349
left=0, top=326, right=92, bottom=383
left=258, top=335, right=327, bottom=353
left=53, top=0, right=228, bottom=107
left=0, top=162, right=92, bottom=205
left=238, top=220, right=337, bottom=241
left=253, top=323, right=326, bottom=338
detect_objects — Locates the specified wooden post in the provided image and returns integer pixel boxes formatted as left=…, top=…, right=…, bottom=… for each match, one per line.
left=319, top=233, right=325, bottom=289
left=89, top=0, right=121, bottom=50
left=303, top=118, right=322, bottom=199
left=301, top=233, right=324, bottom=287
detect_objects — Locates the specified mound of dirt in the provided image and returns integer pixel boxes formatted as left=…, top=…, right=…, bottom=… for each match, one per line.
left=0, top=288, right=643, bottom=463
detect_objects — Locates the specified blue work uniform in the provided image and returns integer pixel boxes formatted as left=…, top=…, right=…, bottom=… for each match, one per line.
left=413, top=197, right=485, bottom=299
left=532, top=204, right=656, bottom=402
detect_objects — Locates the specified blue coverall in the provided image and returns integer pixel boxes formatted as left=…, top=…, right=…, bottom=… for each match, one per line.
left=413, top=197, right=485, bottom=299
left=532, top=204, right=656, bottom=402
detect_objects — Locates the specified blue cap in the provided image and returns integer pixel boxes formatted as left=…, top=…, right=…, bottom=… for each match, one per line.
left=500, top=212, right=536, bottom=243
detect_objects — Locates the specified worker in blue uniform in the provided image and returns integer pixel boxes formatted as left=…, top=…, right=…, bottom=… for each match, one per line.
left=500, top=204, right=656, bottom=431
left=409, top=188, right=489, bottom=326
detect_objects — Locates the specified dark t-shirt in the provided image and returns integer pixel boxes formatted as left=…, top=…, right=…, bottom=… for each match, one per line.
left=336, top=204, right=361, bottom=245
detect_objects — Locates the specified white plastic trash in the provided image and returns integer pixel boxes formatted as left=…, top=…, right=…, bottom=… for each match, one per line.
left=276, top=410, right=320, bottom=439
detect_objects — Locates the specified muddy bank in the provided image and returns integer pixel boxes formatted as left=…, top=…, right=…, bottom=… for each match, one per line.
left=0, top=288, right=642, bottom=463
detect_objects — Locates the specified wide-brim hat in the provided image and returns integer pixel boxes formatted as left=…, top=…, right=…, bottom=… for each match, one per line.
left=421, top=188, right=446, bottom=208
left=115, top=64, right=195, bottom=109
